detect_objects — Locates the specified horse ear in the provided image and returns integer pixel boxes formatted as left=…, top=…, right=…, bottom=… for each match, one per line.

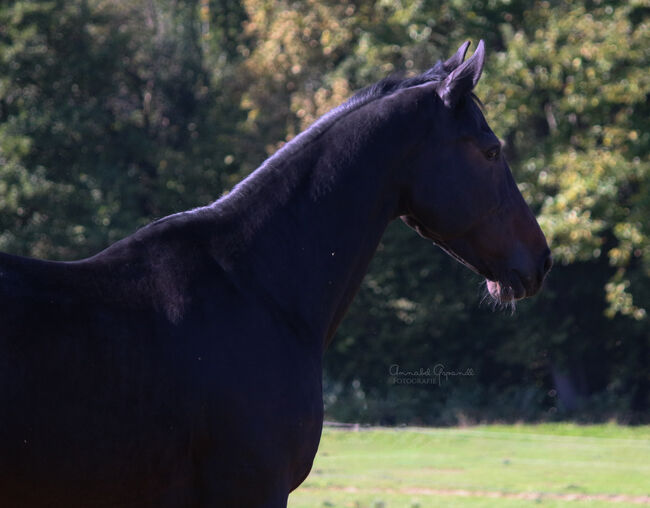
left=443, top=41, right=471, bottom=72
left=438, top=40, right=486, bottom=108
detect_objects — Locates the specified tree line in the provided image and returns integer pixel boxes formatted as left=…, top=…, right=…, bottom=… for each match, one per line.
left=1, top=0, right=648, bottom=423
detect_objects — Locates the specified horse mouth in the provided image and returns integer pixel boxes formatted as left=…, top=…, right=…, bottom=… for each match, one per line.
left=435, top=240, right=541, bottom=305
left=486, top=279, right=524, bottom=303
left=400, top=215, right=544, bottom=305
left=486, top=270, right=538, bottom=304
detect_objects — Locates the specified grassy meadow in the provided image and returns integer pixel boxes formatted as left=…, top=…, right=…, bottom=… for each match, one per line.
left=289, top=424, right=650, bottom=508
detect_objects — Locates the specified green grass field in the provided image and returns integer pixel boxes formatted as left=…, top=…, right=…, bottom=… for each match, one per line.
left=288, top=424, right=650, bottom=508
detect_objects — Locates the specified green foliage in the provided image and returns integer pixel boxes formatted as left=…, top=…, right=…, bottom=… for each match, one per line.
left=0, top=0, right=244, bottom=258
left=0, top=0, right=647, bottom=422
left=480, top=1, right=650, bottom=319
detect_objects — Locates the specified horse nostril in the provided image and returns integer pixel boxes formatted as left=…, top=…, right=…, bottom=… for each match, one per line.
left=542, top=250, right=553, bottom=275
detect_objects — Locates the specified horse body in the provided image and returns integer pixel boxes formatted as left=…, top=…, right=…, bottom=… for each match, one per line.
left=0, top=42, right=551, bottom=507
left=1, top=214, right=325, bottom=506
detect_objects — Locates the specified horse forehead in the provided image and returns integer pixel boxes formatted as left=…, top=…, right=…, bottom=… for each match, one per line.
left=455, top=99, right=496, bottom=139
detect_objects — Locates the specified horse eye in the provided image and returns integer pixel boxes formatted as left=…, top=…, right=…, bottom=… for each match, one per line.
left=484, top=145, right=500, bottom=161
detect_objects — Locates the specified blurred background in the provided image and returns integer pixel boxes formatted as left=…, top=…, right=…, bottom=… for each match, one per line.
left=0, top=0, right=648, bottom=426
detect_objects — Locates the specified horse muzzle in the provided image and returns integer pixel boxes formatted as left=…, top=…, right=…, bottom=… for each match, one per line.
left=486, top=248, right=552, bottom=303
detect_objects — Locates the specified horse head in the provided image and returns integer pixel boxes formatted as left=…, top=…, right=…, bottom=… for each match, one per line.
left=400, top=41, right=551, bottom=303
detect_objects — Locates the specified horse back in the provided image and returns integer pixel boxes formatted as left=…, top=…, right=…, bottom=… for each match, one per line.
left=0, top=235, right=207, bottom=506
left=0, top=216, right=323, bottom=506
left=0, top=252, right=86, bottom=336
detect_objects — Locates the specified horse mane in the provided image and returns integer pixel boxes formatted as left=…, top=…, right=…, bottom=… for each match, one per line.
left=346, top=61, right=449, bottom=106
left=303, top=61, right=450, bottom=142
left=212, top=61, right=451, bottom=213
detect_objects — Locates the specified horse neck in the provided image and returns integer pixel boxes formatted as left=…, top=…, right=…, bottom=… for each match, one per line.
left=214, top=111, right=413, bottom=352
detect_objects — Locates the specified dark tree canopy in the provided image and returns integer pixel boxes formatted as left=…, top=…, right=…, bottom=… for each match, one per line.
left=0, top=0, right=648, bottom=423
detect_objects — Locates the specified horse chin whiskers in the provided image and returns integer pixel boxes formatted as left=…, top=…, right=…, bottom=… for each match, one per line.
left=482, top=279, right=517, bottom=314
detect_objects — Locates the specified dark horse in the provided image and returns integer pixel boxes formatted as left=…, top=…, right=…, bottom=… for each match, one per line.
left=0, top=41, right=550, bottom=507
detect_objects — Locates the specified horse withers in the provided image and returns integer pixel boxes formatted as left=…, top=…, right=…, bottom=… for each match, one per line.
left=0, top=41, right=550, bottom=507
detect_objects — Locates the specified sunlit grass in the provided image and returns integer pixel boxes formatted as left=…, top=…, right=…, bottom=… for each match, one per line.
left=289, top=424, right=650, bottom=508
